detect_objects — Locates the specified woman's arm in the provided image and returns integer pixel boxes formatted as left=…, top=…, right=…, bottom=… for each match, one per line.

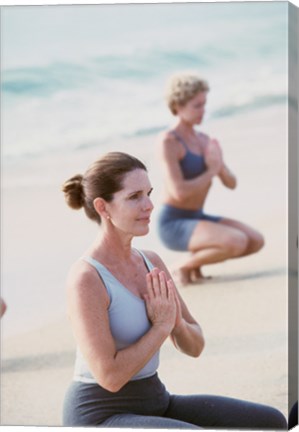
left=67, top=262, right=176, bottom=393
left=205, top=138, right=237, bottom=189
left=170, top=289, right=205, bottom=357
left=144, top=251, right=205, bottom=358
left=218, top=164, right=237, bottom=189
left=158, top=133, right=219, bottom=201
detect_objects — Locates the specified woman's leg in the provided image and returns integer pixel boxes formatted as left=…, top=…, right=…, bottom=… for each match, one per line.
left=175, top=218, right=264, bottom=284
left=101, top=413, right=200, bottom=429
left=174, top=221, right=249, bottom=284
left=288, top=401, right=298, bottom=429
left=164, top=394, right=287, bottom=430
left=219, top=218, right=265, bottom=256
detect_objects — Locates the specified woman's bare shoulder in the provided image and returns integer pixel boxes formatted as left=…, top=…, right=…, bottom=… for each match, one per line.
left=68, top=259, right=95, bottom=283
left=158, top=130, right=177, bottom=145
left=66, top=259, right=108, bottom=303
left=140, top=250, right=168, bottom=270
left=198, top=131, right=210, bottom=144
left=157, top=130, right=181, bottom=158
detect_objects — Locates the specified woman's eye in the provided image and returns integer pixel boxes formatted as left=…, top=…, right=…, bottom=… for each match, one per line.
left=129, top=189, right=152, bottom=200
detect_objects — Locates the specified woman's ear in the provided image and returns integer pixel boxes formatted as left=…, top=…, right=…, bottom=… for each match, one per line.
left=93, top=197, right=110, bottom=219
left=172, top=103, right=179, bottom=116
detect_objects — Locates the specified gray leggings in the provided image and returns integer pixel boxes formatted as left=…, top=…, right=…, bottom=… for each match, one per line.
left=63, top=374, right=286, bottom=429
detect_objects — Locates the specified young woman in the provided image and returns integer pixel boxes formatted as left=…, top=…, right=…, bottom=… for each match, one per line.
left=157, top=73, right=264, bottom=285
left=62, top=152, right=285, bottom=428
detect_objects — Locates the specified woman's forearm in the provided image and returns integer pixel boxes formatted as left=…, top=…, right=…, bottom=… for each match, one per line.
left=219, top=165, right=237, bottom=189
left=173, top=169, right=215, bottom=201
left=92, top=323, right=170, bottom=393
left=170, top=320, right=205, bottom=357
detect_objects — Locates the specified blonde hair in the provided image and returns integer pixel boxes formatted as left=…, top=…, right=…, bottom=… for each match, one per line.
left=165, top=72, right=209, bottom=115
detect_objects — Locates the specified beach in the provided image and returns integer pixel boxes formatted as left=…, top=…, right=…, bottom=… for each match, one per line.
left=1, top=2, right=293, bottom=426
left=1, top=104, right=290, bottom=426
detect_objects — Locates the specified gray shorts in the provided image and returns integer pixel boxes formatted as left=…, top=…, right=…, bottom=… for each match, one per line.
left=157, top=204, right=221, bottom=251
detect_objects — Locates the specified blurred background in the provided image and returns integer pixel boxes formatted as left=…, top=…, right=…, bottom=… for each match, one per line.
left=2, top=2, right=287, bottom=161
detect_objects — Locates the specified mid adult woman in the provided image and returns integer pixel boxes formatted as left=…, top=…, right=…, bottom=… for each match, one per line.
left=61, top=151, right=285, bottom=429
left=157, top=73, right=264, bottom=285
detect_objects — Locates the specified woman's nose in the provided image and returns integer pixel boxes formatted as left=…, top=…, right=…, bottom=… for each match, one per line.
left=143, top=196, right=154, bottom=211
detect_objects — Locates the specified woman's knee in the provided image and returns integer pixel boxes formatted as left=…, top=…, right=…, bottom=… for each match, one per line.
left=266, top=406, right=287, bottom=429
left=250, top=231, right=265, bottom=253
left=240, top=402, right=286, bottom=429
left=225, top=231, right=249, bottom=257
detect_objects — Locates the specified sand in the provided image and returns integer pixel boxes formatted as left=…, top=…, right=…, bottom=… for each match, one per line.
left=0, top=105, right=292, bottom=426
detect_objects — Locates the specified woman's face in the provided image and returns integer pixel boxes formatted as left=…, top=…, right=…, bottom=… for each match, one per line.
left=176, top=91, right=207, bottom=125
left=106, top=168, right=154, bottom=237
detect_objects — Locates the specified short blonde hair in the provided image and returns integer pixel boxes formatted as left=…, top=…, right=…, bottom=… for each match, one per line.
left=165, top=73, right=209, bottom=115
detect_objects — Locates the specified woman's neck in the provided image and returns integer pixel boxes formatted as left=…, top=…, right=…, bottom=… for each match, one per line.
left=88, top=229, right=134, bottom=265
left=176, top=119, right=196, bottom=136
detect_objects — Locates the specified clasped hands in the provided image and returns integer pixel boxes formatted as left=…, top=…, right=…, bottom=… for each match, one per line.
left=144, top=268, right=182, bottom=334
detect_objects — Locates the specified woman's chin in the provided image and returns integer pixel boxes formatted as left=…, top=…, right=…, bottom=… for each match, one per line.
left=135, top=226, right=150, bottom=237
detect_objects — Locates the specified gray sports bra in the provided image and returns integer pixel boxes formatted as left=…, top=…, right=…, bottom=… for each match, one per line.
left=172, top=131, right=207, bottom=179
left=73, top=249, right=160, bottom=384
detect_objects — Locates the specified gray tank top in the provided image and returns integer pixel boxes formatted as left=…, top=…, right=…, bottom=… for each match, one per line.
left=73, top=249, right=160, bottom=384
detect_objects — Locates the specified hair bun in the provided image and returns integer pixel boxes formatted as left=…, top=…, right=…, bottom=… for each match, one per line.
left=62, top=174, right=84, bottom=209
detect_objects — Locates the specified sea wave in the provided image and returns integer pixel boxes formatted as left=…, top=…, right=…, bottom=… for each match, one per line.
left=2, top=44, right=260, bottom=97
left=2, top=2, right=288, bottom=161
left=2, top=50, right=202, bottom=96
left=212, top=94, right=287, bottom=119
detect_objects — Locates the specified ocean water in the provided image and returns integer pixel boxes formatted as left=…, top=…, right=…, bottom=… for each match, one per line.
left=1, top=2, right=288, bottom=160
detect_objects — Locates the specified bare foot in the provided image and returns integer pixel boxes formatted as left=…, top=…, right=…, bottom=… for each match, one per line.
left=191, top=268, right=212, bottom=282
left=172, top=267, right=212, bottom=286
left=172, top=268, right=192, bottom=286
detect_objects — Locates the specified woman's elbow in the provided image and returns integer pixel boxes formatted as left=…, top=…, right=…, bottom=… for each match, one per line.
left=93, top=367, right=126, bottom=393
left=183, top=333, right=205, bottom=358
left=102, top=381, right=123, bottom=393
left=228, top=174, right=237, bottom=189
left=230, top=178, right=237, bottom=189
left=224, top=178, right=237, bottom=190
left=96, top=375, right=124, bottom=393
left=192, top=336, right=205, bottom=358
